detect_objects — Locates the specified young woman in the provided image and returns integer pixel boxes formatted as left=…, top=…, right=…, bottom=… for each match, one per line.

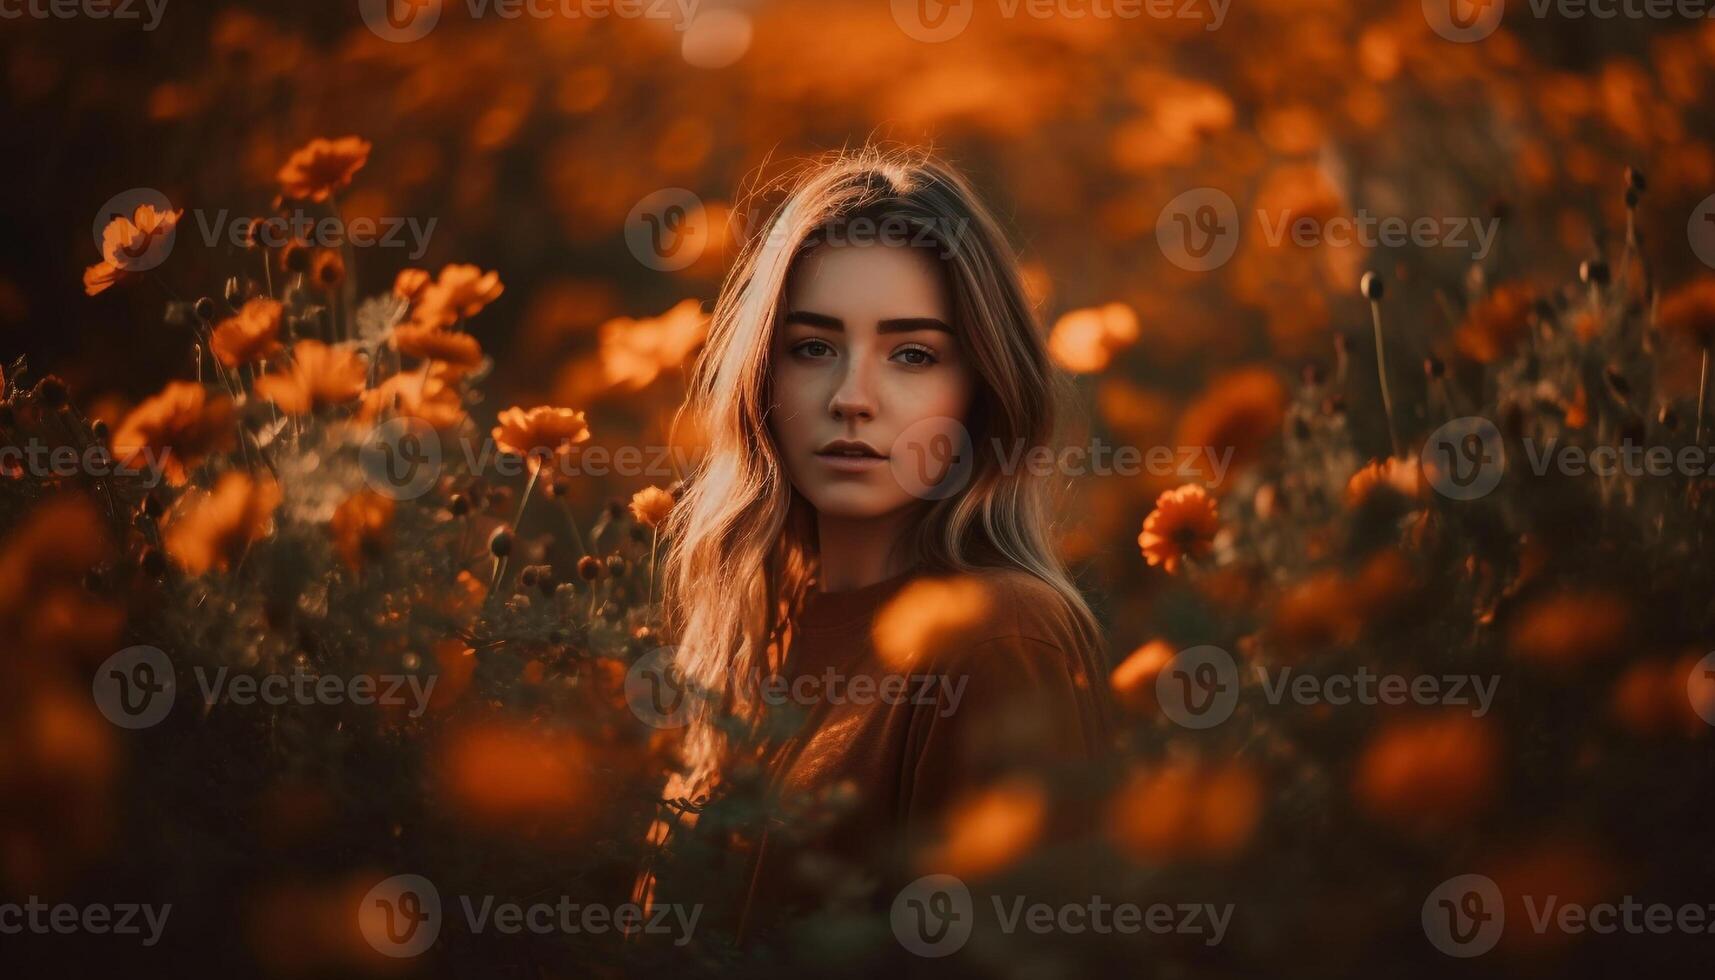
left=636, top=147, right=1114, bottom=944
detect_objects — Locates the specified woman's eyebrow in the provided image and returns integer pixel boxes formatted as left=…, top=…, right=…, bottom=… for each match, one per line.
left=782, top=310, right=843, bottom=330
left=781, top=311, right=953, bottom=335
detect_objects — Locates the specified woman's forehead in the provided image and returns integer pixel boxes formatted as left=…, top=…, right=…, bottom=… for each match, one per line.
left=783, top=241, right=952, bottom=321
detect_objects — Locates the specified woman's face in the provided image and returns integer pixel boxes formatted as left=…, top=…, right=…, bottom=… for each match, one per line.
left=768, top=240, right=978, bottom=520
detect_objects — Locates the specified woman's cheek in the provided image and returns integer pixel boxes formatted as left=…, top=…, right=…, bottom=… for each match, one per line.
left=887, top=413, right=975, bottom=501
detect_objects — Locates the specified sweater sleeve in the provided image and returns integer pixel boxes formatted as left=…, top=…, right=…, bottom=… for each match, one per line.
left=900, top=631, right=1101, bottom=861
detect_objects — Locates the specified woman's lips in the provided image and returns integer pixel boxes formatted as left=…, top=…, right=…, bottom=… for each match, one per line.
left=814, top=451, right=888, bottom=473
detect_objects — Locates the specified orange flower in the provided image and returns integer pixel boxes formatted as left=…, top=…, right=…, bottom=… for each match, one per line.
left=915, top=777, right=1046, bottom=879
left=1046, top=302, right=1140, bottom=374
left=209, top=298, right=284, bottom=368
left=599, top=299, right=708, bottom=391
left=1508, top=590, right=1628, bottom=666
left=492, top=405, right=591, bottom=474
left=438, top=721, right=587, bottom=826
left=329, top=490, right=395, bottom=571
left=111, top=381, right=236, bottom=486
left=627, top=485, right=674, bottom=528
left=254, top=340, right=367, bottom=414
left=1657, top=277, right=1715, bottom=349
left=1110, top=640, right=1175, bottom=715
left=1269, top=569, right=1361, bottom=651
left=1610, top=654, right=1709, bottom=738
left=411, top=264, right=505, bottom=329
left=1453, top=283, right=1536, bottom=363
left=1352, top=714, right=1498, bottom=835
left=394, top=267, right=431, bottom=302
left=1173, top=367, right=1286, bottom=482
left=359, top=371, right=465, bottom=430
left=393, top=324, right=484, bottom=373
left=163, top=471, right=281, bottom=575
left=309, top=250, right=345, bottom=291
left=1345, top=455, right=1422, bottom=507
left=1106, top=758, right=1261, bottom=862
left=83, top=204, right=183, bottom=296
left=1139, top=484, right=1219, bottom=573
left=871, top=575, right=995, bottom=671
left=276, top=135, right=372, bottom=203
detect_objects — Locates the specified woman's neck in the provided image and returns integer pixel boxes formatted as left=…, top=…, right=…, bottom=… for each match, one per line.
left=813, top=507, right=922, bottom=592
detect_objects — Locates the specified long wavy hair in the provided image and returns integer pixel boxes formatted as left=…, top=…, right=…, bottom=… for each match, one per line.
left=660, top=146, right=1105, bottom=791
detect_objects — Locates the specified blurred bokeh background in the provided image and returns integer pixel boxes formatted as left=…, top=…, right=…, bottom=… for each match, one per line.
left=5, top=2, right=1715, bottom=974
left=7, top=0, right=1715, bottom=623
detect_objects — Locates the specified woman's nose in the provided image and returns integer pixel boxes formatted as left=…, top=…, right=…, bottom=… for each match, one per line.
left=828, top=359, right=875, bottom=422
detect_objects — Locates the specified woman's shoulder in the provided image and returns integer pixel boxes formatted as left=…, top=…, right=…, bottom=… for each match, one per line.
left=912, top=565, right=1095, bottom=666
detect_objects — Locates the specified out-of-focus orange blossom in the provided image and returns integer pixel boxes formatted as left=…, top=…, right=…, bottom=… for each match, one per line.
left=915, top=777, right=1047, bottom=880
left=1109, top=639, right=1175, bottom=716
left=872, top=575, right=995, bottom=671
left=111, top=380, right=237, bottom=486
left=1105, top=758, right=1262, bottom=863
left=1508, top=590, right=1630, bottom=667
left=438, top=720, right=589, bottom=828
left=164, top=471, right=282, bottom=576
left=1352, top=713, right=1499, bottom=836
left=254, top=340, right=368, bottom=414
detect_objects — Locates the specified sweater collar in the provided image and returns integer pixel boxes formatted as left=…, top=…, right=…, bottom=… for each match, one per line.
left=795, top=563, right=923, bottom=633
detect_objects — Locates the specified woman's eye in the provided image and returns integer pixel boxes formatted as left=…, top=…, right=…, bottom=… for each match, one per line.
left=792, top=339, right=834, bottom=358
left=894, top=345, right=938, bottom=367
